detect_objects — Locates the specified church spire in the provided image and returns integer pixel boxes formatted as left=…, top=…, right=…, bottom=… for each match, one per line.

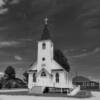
left=41, top=16, right=51, bottom=40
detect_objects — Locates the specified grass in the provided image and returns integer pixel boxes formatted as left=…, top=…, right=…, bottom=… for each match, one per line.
left=0, top=89, right=93, bottom=99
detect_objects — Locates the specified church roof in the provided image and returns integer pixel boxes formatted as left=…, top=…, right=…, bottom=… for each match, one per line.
left=28, top=62, right=37, bottom=72
left=28, top=60, right=65, bottom=72
left=29, top=60, right=69, bottom=73
left=40, top=17, right=51, bottom=40
left=51, top=60, right=64, bottom=71
left=72, top=76, right=90, bottom=82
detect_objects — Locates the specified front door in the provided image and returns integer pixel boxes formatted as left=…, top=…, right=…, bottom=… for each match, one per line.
left=37, top=68, right=51, bottom=86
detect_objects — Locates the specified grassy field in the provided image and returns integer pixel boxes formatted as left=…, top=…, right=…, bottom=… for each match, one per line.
left=0, top=92, right=99, bottom=100
left=0, top=89, right=93, bottom=99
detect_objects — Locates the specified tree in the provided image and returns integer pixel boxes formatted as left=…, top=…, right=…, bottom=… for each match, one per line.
left=54, top=49, right=70, bottom=72
left=4, top=66, right=16, bottom=80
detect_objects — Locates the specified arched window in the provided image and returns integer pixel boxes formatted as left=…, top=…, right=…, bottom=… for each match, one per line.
left=41, top=71, right=46, bottom=77
left=42, top=57, right=45, bottom=61
left=33, top=73, right=36, bottom=82
left=42, top=43, right=46, bottom=49
left=56, top=73, right=59, bottom=83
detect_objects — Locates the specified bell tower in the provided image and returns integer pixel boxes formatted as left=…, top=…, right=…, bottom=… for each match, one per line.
left=37, top=17, right=54, bottom=73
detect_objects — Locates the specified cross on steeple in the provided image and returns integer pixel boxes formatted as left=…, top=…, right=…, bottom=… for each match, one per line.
left=40, top=16, right=51, bottom=40
left=44, top=16, right=48, bottom=25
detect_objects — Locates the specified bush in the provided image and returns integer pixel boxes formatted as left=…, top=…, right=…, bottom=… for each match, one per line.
left=2, top=78, right=26, bottom=89
left=75, top=90, right=92, bottom=98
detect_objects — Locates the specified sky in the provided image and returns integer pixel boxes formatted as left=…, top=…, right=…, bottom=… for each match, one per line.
left=0, top=0, right=100, bottom=80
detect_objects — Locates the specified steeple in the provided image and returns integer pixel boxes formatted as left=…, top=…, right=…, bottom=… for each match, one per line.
left=41, top=16, right=51, bottom=40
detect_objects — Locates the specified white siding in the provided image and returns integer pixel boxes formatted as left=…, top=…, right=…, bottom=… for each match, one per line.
left=28, top=73, right=33, bottom=89
left=52, top=71, right=71, bottom=88
left=37, top=40, right=53, bottom=73
left=28, top=39, right=73, bottom=90
left=37, top=75, right=52, bottom=87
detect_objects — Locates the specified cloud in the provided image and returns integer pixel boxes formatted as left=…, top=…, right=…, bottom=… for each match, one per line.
left=64, top=48, right=88, bottom=58
left=0, top=8, right=8, bottom=14
left=0, top=27, right=8, bottom=30
left=0, top=0, right=5, bottom=7
left=0, top=0, right=8, bottom=14
left=71, top=53, right=88, bottom=58
left=65, top=47, right=100, bottom=58
left=0, top=41, right=20, bottom=48
left=3, top=0, right=20, bottom=5
left=9, top=0, right=20, bottom=4
left=19, top=38, right=33, bottom=42
left=14, top=55, right=22, bottom=61
left=0, top=0, right=20, bottom=14
left=93, top=47, right=100, bottom=54
left=68, top=49, right=89, bottom=58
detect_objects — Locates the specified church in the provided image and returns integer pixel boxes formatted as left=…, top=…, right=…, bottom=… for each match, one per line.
left=28, top=17, right=74, bottom=94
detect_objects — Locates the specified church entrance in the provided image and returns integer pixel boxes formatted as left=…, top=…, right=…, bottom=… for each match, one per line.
left=40, top=70, right=47, bottom=86
left=37, top=68, right=51, bottom=87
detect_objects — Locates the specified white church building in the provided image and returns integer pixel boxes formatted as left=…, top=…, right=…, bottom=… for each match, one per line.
left=28, top=17, right=74, bottom=94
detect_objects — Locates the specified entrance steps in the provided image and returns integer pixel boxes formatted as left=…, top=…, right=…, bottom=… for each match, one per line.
left=29, top=86, right=80, bottom=96
left=68, top=86, right=80, bottom=96
left=29, top=86, right=45, bottom=94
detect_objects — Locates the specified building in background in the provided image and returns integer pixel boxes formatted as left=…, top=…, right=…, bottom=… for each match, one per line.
left=72, top=76, right=100, bottom=91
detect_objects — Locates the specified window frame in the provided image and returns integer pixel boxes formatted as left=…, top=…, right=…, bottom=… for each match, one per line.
left=33, top=73, right=36, bottom=82
left=56, top=72, right=59, bottom=83
left=41, top=71, right=46, bottom=77
left=42, top=43, right=46, bottom=49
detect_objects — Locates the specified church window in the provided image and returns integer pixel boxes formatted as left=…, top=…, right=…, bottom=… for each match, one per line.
left=42, top=57, right=45, bottom=61
left=41, top=71, right=46, bottom=77
left=56, top=73, right=59, bottom=83
left=33, top=73, right=36, bottom=82
left=42, top=43, right=46, bottom=49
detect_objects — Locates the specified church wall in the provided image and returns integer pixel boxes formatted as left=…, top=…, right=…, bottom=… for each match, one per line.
left=52, top=71, right=69, bottom=88
left=28, top=71, right=72, bottom=89
left=28, top=73, right=33, bottom=89
left=66, top=72, right=73, bottom=88
left=37, top=40, right=53, bottom=72
left=36, top=74, right=53, bottom=87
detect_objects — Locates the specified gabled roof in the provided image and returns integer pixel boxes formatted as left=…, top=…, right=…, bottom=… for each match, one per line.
left=51, top=60, right=64, bottom=71
left=28, top=60, right=68, bottom=73
left=36, top=68, right=51, bottom=77
left=28, top=62, right=37, bottom=71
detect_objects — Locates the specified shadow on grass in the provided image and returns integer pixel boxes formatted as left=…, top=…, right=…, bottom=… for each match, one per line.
left=72, top=90, right=93, bottom=99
